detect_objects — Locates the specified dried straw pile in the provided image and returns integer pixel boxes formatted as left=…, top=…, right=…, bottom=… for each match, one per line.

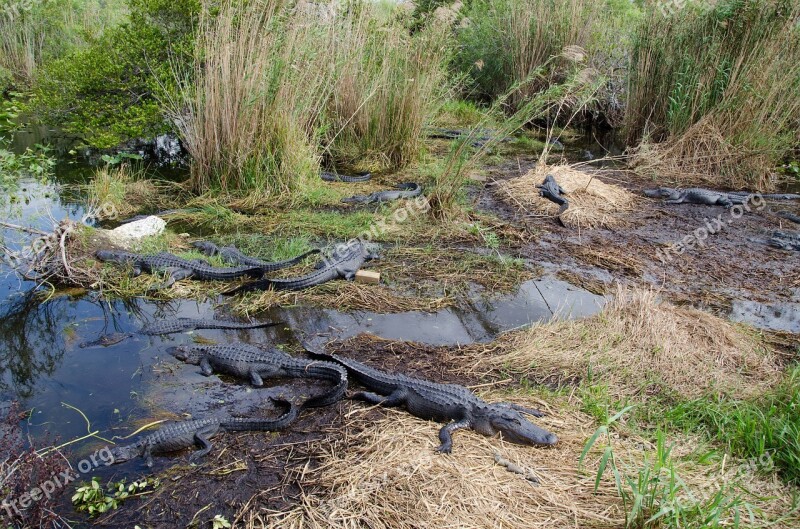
left=498, top=164, right=636, bottom=229
left=257, top=405, right=795, bottom=529
left=479, top=287, right=779, bottom=399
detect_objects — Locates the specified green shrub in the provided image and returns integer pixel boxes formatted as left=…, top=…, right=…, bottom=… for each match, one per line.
left=32, top=0, right=199, bottom=148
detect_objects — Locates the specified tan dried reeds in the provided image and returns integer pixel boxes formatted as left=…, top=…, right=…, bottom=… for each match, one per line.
left=478, top=286, right=779, bottom=399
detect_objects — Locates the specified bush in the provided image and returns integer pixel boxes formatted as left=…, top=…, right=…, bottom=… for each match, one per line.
left=32, top=0, right=199, bottom=148
left=453, top=0, right=599, bottom=110
left=626, top=0, right=800, bottom=189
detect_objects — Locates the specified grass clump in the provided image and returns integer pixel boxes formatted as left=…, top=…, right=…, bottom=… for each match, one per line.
left=167, top=0, right=451, bottom=195
left=626, top=0, right=800, bottom=189
left=480, top=286, right=778, bottom=399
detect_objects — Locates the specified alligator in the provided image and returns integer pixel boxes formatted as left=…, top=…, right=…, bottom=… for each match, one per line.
left=645, top=188, right=800, bottom=208
left=95, top=250, right=264, bottom=288
left=118, top=209, right=199, bottom=225
left=536, top=174, right=569, bottom=221
left=321, top=170, right=372, bottom=183
left=79, top=332, right=133, bottom=348
left=777, top=211, right=800, bottom=224
left=769, top=230, right=800, bottom=251
left=644, top=188, right=744, bottom=208
left=341, top=183, right=422, bottom=205
left=303, top=345, right=557, bottom=453
left=109, top=399, right=297, bottom=467
left=224, top=240, right=378, bottom=294
left=191, top=241, right=321, bottom=272
left=426, top=128, right=506, bottom=148
left=140, top=318, right=280, bottom=335
left=169, top=343, right=348, bottom=409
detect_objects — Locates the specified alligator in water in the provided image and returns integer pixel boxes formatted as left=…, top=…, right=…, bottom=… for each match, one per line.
left=304, top=345, right=557, bottom=453
left=645, top=188, right=800, bottom=208
left=321, top=170, right=372, bottom=183
left=95, top=250, right=264, bottom=288
left=191, top=241, right=320, bottom=272
left=777, top=211, right=800, bottom=224
left=769, top=230, right=800, bottom=251
left=79, top=332, right=133, bottom=348
left=341, top=183, right=422, bottom=205
left=224, top=240, right=378, bottom=294
left=109, top=399, right=297, bottom=467
left=536, top=174, right=569, bottom=224
left=169, top=343, right=348, bottom=409
left=140, top=318, right=279, bottom=335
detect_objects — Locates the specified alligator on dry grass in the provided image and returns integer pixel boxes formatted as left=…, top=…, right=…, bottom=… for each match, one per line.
left=95, top=250, right=263, bottom=288
left=304, top=344, right=557, bottom=453
left=769, top=230, right=800, bottom=251
left=169, top=343, right=348, bottom=409
left=341, top=183, right=422, bottom=205
left=320, top=170, right=372, bottom=183
left=645, top=187, right=800, bottom=208
left=191, top=241, right=320, bottom=272
left=109, top=399, right=297, bottom=467
left=224, top=240, right=378, bottom=293
left=536, top=174, right=569, bottom=224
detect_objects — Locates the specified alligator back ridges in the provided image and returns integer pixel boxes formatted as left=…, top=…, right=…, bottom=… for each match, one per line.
left=191, top=241, right=321, bottom=272
left=139, top=318, right=279, bottom=335
left=321, top=171, right=372, bottom=183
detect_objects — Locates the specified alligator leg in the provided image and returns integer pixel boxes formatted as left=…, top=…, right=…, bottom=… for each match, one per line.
left=188, top=428, right=216, bottom=462
left=664, top=199, right=685, bottom=205
left=436, top=419, right=471, bottom=454
left=143, top=444, right=155, bottom=468
left=199, top=357, right=214, bottom=376
left=352, top=388, right=408, bottom=406
left=249, top=370, right=264, bottom=387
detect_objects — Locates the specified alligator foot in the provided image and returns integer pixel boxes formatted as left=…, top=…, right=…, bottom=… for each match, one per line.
left=435, top=419, right=471, bottom=454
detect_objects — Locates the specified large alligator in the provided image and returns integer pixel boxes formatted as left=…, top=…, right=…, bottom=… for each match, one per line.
left=304, top=345, right=557, bottom=453
left=341, top=183, right=422, bottom=205
left=140, top=317, right=279, bottom=335
left=777, top=211, right=800, bottom=224
left=109, top=399, right=297, bottom=467
left=645, top=187, right=800, bottom=208
left=536, top=174, right=569, bottom=222
left=321, top=170, right=372, bottom=183
left=224, top=240, right=377, bottom=294
left=95, top=250, right=264, bottom=288
left=169, top=343, right=348, bottom=409
left=644, top=188, right=744, bottom=208
left=769, top=230, right=800, bottom=251
left=191, top=241, right=320, bottom=272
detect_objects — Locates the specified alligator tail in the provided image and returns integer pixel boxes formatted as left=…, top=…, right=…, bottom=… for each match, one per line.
left=295, top=363, right=348, bottom=408
left=222, top=397, right=299, bottom=431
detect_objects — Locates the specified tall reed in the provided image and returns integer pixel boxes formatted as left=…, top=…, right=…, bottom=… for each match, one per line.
left=626, top=0, right=800, bottom=189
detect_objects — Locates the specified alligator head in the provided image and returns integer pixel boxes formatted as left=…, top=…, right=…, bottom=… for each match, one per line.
left=472, top=404, right=558, bottom=446
left=95, top=249, right=134, bottom=264
left=644, top=188, right=679, bottom=199
left=108, top=443, right=143, bottom=464
left=167, top=345, right=203, bottom=365
left=191, top=241, right=220, bottom=256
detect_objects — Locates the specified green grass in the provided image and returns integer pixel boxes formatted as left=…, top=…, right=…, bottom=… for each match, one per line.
left=664, top=364, right=800, bottom=484
left=211, top=234, right=317, bottom=263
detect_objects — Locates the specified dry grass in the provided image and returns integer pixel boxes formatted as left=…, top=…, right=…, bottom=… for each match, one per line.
left=477, top=286, right=778, bottom=399
left=255, top=402, right=796, bottom=529
left=498, top=164, right=637, bottom=229
left=86, top=164, right=164, bottom=220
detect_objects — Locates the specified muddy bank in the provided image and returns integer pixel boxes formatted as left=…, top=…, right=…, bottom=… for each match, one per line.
left=480, top=154, right=800, bottom=333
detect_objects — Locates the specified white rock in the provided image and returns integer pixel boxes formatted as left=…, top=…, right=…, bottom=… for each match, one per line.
left=108, top=216, right=166, bottom=246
